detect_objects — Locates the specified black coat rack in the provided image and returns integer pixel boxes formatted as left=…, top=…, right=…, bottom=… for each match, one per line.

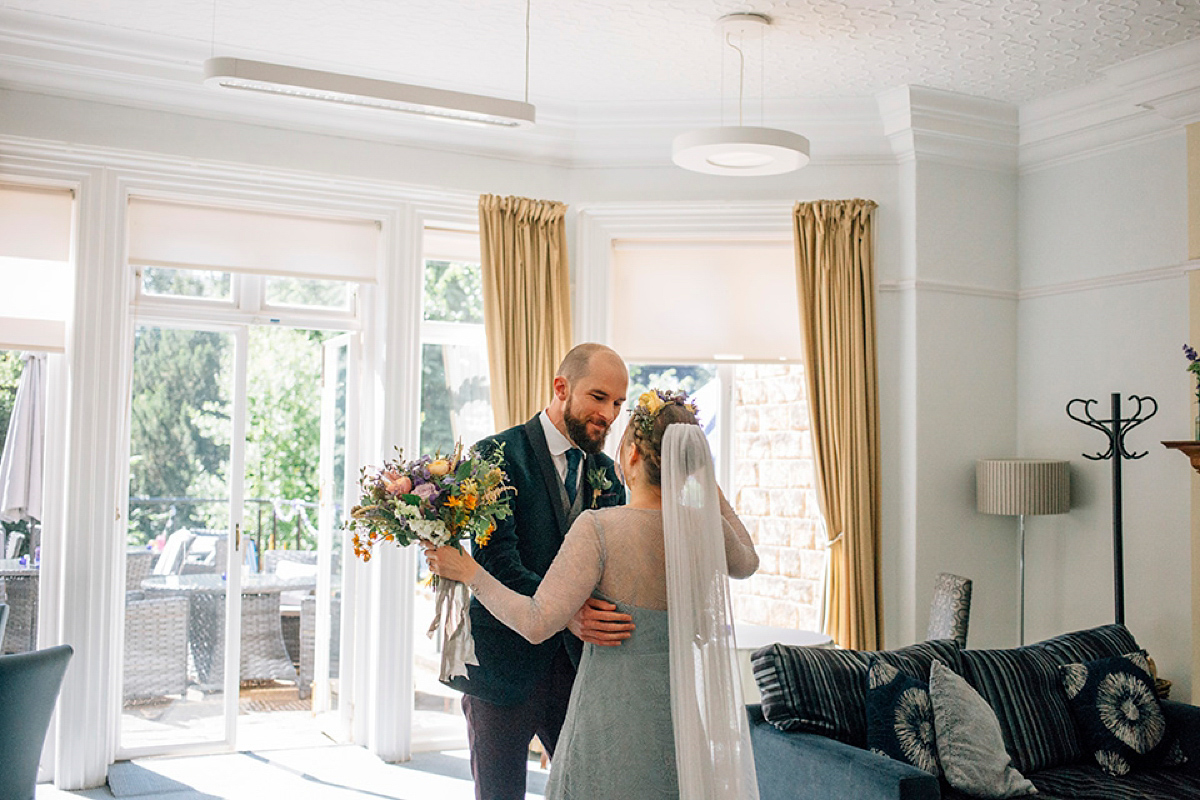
left=1065, top=392, right=1157, bottom=625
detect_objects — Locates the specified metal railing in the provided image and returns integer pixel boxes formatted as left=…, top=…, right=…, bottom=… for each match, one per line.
left=129, top=496, right=343, bottom=564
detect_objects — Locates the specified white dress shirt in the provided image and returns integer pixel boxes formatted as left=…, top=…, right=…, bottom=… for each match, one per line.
left=539, top=409, right=583, bottom=496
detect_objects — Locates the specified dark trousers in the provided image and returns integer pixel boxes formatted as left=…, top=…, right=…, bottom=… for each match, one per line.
left=462, top=645, right=576, bottom=800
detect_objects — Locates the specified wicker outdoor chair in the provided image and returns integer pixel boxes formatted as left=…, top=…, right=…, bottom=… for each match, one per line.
left=123, top=590, right=189, bottom=703
left=126, top=549, right=156, bottom=591
left=0, top=574, right=38, bottom=655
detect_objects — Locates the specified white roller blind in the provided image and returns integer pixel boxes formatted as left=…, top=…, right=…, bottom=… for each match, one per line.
left=0, top=183, right=73, bottom=262
left=610, top=240, right=803, bottom=363
left=0, top=184, right=73, bottom=352
left=127, top=198, right=380, bottom=283
left=424, top=227, right=480, bottom=263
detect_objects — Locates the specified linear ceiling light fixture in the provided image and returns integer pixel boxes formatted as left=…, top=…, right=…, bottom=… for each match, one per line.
left=203, top=57, right=536, bottom=128
left=202, top=0, right=536, bottom=128
left=673, top=14, right=809, bottom=176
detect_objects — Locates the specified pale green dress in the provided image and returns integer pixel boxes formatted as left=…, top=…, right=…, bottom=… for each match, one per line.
left=466, top=503, right=758, bottom=800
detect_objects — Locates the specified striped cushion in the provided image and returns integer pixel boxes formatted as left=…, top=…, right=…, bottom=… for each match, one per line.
left=962, top=624, right=1140, bottom=775
left=752, top=639, right=962, bottom=747
left=1029, top=763, right=1200, bottom=800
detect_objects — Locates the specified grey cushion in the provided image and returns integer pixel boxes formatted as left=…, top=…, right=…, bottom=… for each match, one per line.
left=962, top=623, right=1139, bottom=774
left=930, top=660, right=1036, bottom=798
left=753, top=638, right=962, bottom=747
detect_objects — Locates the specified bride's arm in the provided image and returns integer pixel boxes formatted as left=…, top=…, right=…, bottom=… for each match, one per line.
left=426, top=513, right=605, bottom=645
left=719, top=489, right=759, bottom=579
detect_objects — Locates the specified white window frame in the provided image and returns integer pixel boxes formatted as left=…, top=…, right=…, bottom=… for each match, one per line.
left=134, top=268, right=362, bottom=331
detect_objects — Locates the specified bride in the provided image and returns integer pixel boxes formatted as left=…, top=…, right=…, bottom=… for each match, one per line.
left=424, top=390, right=760, bottom=799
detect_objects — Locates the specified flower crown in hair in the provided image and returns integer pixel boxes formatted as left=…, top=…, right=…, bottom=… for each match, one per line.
left=630, top=389, right=700, bottom=439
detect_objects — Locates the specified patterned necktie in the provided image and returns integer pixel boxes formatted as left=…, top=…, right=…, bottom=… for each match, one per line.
left=564, top=448, right=582, bottom=507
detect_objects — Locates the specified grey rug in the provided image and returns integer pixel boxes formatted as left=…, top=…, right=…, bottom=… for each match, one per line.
left=106, top=762, right=192, bottom=797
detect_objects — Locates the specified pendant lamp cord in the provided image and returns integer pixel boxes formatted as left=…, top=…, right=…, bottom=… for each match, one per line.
left=726, top=33, right=746, bottom=126
left=210, top=0, right=217, bottom=58
left=524, top=0, right=531, bottom=104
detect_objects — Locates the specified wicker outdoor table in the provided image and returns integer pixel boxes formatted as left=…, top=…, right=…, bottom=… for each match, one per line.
left=142, top=573, right=317, bottom=691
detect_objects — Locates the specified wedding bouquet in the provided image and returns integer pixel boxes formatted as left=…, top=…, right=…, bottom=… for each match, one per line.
left=348, top=442, right=513, bottom=680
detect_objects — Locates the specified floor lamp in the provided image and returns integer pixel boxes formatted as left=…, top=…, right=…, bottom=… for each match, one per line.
left=976, top=459, right=1070, bottom=645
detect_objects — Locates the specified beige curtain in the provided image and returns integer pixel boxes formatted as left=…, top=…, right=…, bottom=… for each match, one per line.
left=479, top=194, right=574, bottom=431
left=793, top=199, right=882, bottom=650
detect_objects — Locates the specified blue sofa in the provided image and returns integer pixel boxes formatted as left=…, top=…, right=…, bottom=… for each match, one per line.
left=748, top=625, right=1200, bottom=800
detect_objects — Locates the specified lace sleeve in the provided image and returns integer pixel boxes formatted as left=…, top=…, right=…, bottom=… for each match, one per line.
left=468, top=511, right=605, bottom=645
left=720, top=494, right=759, bottom=579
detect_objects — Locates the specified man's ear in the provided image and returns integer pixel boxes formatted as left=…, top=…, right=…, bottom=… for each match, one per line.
left=552, top=375, right=570, bottom=401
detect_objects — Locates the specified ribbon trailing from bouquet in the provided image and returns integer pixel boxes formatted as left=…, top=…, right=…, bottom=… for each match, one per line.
left=428, top=577, right=478, bottom=681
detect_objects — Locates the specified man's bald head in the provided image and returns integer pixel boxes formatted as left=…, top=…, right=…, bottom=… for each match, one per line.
left=556, top=343, right=625, bottom=385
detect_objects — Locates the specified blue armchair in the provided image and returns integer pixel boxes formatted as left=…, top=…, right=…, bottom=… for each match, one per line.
left=0, top=644, right=73, bottom=800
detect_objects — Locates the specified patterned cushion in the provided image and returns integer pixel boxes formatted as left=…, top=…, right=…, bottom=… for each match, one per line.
left=753, top=638, right=962, bottom=747
left=927, top=573, right=972, bottom=647
left=1061, top=651, right=1187, bottom=777
left=961, top=623, right=1140, bottom=775
left=865, top=658, right=941, bottom=776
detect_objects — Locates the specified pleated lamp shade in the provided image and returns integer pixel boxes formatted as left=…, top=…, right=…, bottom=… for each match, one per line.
left=976, top=459, right=1070, bottom=516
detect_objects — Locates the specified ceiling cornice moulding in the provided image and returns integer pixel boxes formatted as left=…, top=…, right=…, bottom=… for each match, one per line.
left=1020, top=37, right=1200, bottom=172
left=877, top=85, right=1019, bottom=171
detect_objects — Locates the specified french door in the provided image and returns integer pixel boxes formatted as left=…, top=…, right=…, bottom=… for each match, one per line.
left=120, top=321, right=357, bottom=757
left=120, top=322, right=248, bottom=756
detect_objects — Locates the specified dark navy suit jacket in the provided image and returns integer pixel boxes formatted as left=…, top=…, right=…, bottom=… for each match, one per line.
left=442, top=415, right=624, bottom=706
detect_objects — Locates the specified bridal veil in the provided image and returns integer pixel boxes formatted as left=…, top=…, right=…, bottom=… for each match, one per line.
left=661, top=424, right=759, bottom=800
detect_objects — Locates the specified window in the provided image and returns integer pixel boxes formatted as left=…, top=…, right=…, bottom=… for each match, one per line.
left=140, top=266, right=232, bottom=300
left=414, top=226, right=493, bottom=749
left=614, top=239, right=824, bottom=633
left=419, top=229, right=494, bottom=457
left=264, top=276, right=351, bottom=311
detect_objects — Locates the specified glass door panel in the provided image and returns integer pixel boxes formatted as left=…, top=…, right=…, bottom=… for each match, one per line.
left=313, top=334, right=354, bottom=717
left=235, top=324, right=345, bottom=751
left=122, top=325, right=236, bottom=752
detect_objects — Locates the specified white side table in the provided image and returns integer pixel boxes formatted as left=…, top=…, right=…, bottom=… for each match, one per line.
left=734, top=624, right=834, bottom=704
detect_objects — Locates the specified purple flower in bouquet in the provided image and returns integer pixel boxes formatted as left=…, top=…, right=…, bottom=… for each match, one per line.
left=412, top=482, right=438, bottom=503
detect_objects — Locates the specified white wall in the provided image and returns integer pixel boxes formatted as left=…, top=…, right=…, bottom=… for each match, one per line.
left=887, top=158, right=1022, bottom=650
left=1018, top=133, right=1192, bottom=700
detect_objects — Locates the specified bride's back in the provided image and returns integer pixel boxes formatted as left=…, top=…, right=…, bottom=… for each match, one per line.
left=589, top=506, right=671, bottom=611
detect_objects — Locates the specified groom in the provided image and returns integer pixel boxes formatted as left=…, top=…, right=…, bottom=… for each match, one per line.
left=444, top=342, right=635, bottom=800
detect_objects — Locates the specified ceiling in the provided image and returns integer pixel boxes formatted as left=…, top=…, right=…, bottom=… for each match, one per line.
left=2, top=1, right=1199, bottom=165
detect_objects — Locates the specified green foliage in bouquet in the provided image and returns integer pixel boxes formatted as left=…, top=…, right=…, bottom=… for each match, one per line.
left=348, top=442, right=513, bottom=562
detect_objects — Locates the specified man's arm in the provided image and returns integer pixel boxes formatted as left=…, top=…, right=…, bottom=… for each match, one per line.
left=568, top=597, right=635, bottom=646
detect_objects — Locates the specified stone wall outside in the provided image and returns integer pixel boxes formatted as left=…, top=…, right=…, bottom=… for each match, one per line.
left=729, top=364, right=826, bottom=632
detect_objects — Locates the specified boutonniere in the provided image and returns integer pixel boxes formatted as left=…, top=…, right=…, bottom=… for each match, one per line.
left=587, top=467, right=613, bottom=505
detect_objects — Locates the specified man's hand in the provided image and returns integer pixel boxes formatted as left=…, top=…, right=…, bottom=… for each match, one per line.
left=568, top=597, right=635, bottom=646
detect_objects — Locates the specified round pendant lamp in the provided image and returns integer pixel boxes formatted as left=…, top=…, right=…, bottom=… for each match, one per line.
left=672, top=14, right=810, bottom=177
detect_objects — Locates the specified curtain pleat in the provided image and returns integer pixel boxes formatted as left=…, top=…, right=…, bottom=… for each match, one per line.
left=792, top=199, right=882, bottom=650
left=478, top=195, right=573, bottom=431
